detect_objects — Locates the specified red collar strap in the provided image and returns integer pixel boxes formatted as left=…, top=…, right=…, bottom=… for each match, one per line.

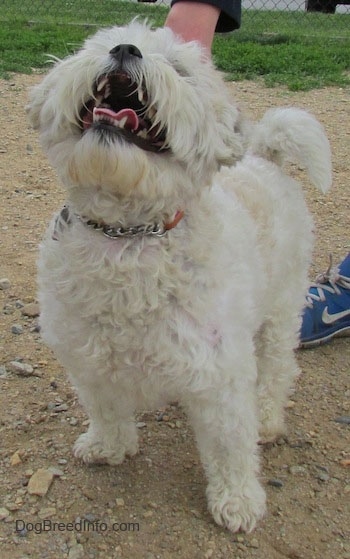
left=164, top=210, right=185, bottom=231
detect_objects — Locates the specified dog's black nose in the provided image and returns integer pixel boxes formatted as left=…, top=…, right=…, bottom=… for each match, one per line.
left=109, top=44, right=143, bottom=64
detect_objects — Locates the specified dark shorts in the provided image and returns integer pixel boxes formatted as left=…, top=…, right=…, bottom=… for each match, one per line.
left=170, top=0, right=241, bottom=32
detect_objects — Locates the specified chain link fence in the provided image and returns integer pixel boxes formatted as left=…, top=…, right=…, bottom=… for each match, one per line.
left=2, top=0, right=350, bottom=34
left=243, top=0, right=350, bottom=13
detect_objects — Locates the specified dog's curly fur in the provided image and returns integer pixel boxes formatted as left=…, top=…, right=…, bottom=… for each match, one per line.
left=27, top=21, right=332, bottom=533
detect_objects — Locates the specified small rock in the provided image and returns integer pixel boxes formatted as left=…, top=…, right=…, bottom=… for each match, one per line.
left=11, top=324, right=23, bottom=335
left=0, top=507, right=10, bottom=520
left=0, top=278, right=11, bottom=290
left=17, top=527, right=28, bottom=537
left=38, top=506, right=57, bottom=519
left=8, top=361, right=34, bottom=377
left=0, top=366, right=7, bottom=377
left=27, top=468, right=54, bottom=496
left=289, top=465, right=307, bottom=475
left=268, top=478, right=284, bottom=488
left=234, top=534, right=245, bottom=543
left=116, top=498, right=125, bottom=507
left=334, top=416, right=350, bottom=425
left=21, top=303, right=40, bottom=318
left=148, top=501, right=158, bottom=509
left=136, top=422, right=146, bottom=428
left=47, top=402, right=68, bottom=412
left=48, top=467, right=65, bottom=477
left=316, top=471, right=330, bottom=482
left=6, top=501, right=22, bottom=511
left=316, top=464, right=329, bottom=473
left=10, top=450, right=23, bottom=466
left=68, top=543, right=85, bottom=559
left=83, top=513, right=97, bottom=522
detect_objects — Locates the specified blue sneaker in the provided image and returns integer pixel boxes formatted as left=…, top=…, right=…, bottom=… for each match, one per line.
left=300, top=255, right=350, bottom=348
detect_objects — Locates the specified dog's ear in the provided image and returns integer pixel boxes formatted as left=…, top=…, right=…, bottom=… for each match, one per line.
left=215, top=104, right=251, bottom=168
left=26, top=69, right=56, bottom=130
left=26, top=55, right=66, bottom=131
left=26, top=84, right=45, bottom=130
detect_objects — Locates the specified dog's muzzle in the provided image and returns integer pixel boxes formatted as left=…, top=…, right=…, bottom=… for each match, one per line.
left=79, top=44, right=168, bottom=153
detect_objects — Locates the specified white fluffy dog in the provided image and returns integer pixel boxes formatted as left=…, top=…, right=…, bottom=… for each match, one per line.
left=27, top=21, right=331, bottom=533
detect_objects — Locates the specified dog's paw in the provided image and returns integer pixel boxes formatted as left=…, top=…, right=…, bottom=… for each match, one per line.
left=258, top=401, right=287, bottom=444
left=73, top=431, right=138, bottom=466
left=259, top=416, right=287, bottom=444
left=207, top=479, right=266, bottom=533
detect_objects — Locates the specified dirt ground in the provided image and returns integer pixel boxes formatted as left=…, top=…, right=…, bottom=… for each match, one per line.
left=0, top=73, right=349, bottom=559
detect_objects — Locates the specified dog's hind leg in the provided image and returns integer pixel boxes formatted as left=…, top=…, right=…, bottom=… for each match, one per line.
left=184, top=353, right=266, bottom=533
left=71, top=375, right=139, bottom=465
left=255, top=313, right=301, bottom=444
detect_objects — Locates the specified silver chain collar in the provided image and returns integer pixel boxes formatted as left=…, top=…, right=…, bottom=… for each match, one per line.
left=54, top=205, right=168, bottom=240
left=77, top=215, right=167, bottom=238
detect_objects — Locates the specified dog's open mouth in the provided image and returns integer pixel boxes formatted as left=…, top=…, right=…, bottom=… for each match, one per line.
left=80, top=71, right=168, bottom=152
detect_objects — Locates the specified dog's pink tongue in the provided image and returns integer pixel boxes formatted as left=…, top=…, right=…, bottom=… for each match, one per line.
left=93, top=107, right=139, bottom=130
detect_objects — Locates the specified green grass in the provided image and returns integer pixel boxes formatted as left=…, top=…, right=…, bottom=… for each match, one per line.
left=2, top=0, right=168, bottom=25
left=215, top=10, right=350, bottom=90
left=1, top=1, right=349, bottom=89
left=215, top=30, right=350, bottom=90
left=0, top=2, right=167, bottom=78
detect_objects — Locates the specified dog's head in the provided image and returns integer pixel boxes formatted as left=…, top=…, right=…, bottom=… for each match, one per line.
left=27, top=21, right=245, bottom=203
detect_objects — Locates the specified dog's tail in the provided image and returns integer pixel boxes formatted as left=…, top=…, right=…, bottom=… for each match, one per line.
left=249, top=108, right=332, bottom=192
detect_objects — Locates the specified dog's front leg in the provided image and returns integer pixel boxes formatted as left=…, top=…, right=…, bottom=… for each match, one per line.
left=185, top=367, right=266, bottom=533
left=71, top=376, right=139, bottom=466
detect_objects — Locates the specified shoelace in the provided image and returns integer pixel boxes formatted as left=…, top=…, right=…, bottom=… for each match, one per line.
left=305, top=255, right=350, bottom=309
